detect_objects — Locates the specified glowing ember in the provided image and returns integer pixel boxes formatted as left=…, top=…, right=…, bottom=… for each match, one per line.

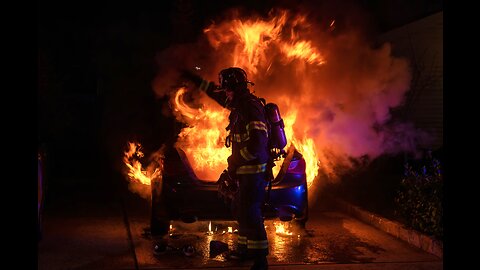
left=274, top=221, right=293, bottom=237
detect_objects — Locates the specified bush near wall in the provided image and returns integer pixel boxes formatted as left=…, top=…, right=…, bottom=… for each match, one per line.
left=394, top=153, right=443, bottom=240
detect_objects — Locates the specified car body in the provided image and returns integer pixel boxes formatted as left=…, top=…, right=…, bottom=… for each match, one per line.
left=150, top=144, right=308, bottom=236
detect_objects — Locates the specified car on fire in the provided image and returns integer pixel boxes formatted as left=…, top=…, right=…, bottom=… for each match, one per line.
left=150, top=144, right=309, bottom=236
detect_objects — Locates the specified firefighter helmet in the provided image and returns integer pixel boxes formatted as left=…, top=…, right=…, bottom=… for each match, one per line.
left=218, top=67, right=253, bottom=90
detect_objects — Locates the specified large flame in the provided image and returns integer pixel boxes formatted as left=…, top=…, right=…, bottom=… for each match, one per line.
left=172, top=10, right=325, bottom=187
left=172, top=88, right=230, bottom=180
left=204, top=9, right=326, bottom=75
left=171, top=86, right=319, bottom=187
left=152, top=6, right=417, bottom=199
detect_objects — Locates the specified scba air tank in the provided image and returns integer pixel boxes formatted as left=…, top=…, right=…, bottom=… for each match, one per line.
left=265, top=103, right=287, bottom=150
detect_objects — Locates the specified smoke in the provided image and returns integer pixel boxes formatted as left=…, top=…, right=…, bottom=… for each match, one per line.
left=152, top=5, right=431, bottom=182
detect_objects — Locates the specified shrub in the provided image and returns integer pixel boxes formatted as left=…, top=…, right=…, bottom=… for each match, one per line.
left=394, top=153, right=443, bottom=240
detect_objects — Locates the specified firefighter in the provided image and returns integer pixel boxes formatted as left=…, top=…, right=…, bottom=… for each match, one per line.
left=181, top=67, right=269, bottom=270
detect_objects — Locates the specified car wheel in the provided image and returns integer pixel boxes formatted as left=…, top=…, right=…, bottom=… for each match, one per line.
left=294, top=197, right=308, bottom=228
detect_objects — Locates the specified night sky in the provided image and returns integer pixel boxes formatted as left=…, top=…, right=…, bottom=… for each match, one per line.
left=38, top=0, right=443, bottom=191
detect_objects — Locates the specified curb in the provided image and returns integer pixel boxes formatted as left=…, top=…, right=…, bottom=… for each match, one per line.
left=332, top=198, right=443, bottom=258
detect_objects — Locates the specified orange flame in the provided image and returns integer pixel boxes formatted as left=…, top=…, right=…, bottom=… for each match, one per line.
left=207, top=221, right=213, bottom=235
left=282, top=110, right=320, bottom=187
left=153, top=6, right=414, bottom=198
left=172, top=88, right=230, bottom=180
left=205, top=9, right=325, bottom=75
left=172, top=86, right=319, bottom=187
left=274, top=221, right=293, bottom=236
left=123, top=141, right=164, bottom=186
left=281, top=41, right=326, bottom=65
left=174, top=10, right=322, bottom=187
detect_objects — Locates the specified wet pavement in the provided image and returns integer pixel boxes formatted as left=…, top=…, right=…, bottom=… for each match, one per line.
left=130, top=214, right=441, bottom=269
left=37, top=186, right=443, bottom=270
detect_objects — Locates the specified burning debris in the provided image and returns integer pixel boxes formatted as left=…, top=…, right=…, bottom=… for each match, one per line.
left=273, top=221, right=294, bottom=237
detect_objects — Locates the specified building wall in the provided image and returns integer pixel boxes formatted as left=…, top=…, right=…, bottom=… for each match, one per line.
left=378, top=12, right=443, bottom=150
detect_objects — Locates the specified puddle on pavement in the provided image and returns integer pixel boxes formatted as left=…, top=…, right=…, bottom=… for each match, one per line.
left=139, top=216, right=384, bottom=268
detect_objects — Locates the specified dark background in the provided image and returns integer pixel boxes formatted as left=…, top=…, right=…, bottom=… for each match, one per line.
left=37, top=0, right=443, bottom=206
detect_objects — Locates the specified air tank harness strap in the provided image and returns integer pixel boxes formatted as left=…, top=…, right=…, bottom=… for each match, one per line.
left=225, top=133, right=232, bottom=148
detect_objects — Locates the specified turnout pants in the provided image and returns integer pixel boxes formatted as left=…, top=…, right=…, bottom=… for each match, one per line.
left=235, top=172, right=269, bottom=258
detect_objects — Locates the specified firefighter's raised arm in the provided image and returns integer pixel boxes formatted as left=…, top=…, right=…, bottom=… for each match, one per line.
left=179, top=68, right=204, bottom=87
left=179, top=69, right=227, bottom=107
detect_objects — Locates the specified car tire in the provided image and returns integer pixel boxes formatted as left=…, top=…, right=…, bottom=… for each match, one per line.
left=294, top=197, right=308, bottom=228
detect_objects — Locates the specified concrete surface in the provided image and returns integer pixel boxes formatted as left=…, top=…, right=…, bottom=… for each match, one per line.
left=333, top=198, right=443, bottom=258
left=37, top=188, right=443, bottom=270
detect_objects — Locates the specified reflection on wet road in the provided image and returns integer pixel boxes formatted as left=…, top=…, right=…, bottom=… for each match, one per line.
left=38, top=205, right=442, bottom=270
left=131, top=211, right=438, bottom=269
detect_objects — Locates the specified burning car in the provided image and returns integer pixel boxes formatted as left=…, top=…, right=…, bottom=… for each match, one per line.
left=150, top=144, right=308, bottom=237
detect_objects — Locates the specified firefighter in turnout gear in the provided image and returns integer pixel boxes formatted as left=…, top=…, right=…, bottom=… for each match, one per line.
left=181, top=67, right=269, bottom=270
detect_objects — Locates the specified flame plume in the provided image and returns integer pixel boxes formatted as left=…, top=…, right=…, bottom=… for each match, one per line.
left=172, top=88, right=230, bottom=180
left=153, top=7, right=418, bottom=198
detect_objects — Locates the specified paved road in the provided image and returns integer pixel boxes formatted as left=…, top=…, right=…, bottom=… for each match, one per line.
left=37, top=185, right=442, bottom=270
